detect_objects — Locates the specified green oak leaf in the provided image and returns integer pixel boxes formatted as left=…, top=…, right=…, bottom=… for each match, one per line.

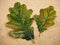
left=34, top=6, right=56, bottom=34
left=6, top=2, right=34, bottom=40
